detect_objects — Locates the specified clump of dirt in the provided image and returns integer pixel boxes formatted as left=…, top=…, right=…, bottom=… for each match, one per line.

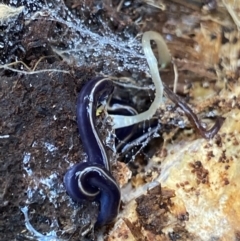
left=0, top=0, right=155, bottom=240
left=1, top=0, right=234, bottom=240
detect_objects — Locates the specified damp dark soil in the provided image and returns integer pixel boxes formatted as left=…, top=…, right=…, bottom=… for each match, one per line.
left=0, top=1, right=157, bottom=239
left=0, top=0, right=222, bottom=240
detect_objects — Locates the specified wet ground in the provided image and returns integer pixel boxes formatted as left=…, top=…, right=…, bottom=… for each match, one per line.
left=0, top=1, right=162, bottom=240
left=1, top=0, right=239, bottom=240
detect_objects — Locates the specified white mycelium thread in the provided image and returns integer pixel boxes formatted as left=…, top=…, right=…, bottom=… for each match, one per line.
left=0, top=4, right=24, bottom=23
left=21, top=206, right=60, bottom=241
left=110, top=31, right=171, bottom=129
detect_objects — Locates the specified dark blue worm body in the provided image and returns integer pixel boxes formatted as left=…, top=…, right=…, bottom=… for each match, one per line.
left=64, top=162, right=120, bottom=226
left=77, top=77, right=114, bottom=170
left=107, top=98, right=138, bottom=153
left=108, top=98, right=160, bottom=155
left=64, top=77, right=121, bottom=227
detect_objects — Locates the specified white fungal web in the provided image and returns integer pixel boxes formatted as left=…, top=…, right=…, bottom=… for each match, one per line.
left=21, top=146, right=68, bottom=241
left=23, top=0, right=148, bottom=73
left=4, top=0, right=173, bottom=240
left=5, top=0, right=165, bottom=79
left=21, top=206, right=63, bottom=241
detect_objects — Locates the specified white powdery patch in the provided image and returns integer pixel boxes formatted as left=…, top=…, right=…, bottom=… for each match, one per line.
left=40, top=173, right=65, bottom=208
left=23, top=139, right=64, bottom=206
left=23, top=152, right=33, bottom=176
left=44, top=142, right=58, bottom=154
left=23, top=170, right=66, bottom=239
left=24, top=172, right=65, bottom=208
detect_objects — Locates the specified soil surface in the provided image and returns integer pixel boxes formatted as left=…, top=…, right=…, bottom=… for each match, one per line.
left=0, top=1, right=160, bottom=240
left=0, top=0, right=236, bottom=240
